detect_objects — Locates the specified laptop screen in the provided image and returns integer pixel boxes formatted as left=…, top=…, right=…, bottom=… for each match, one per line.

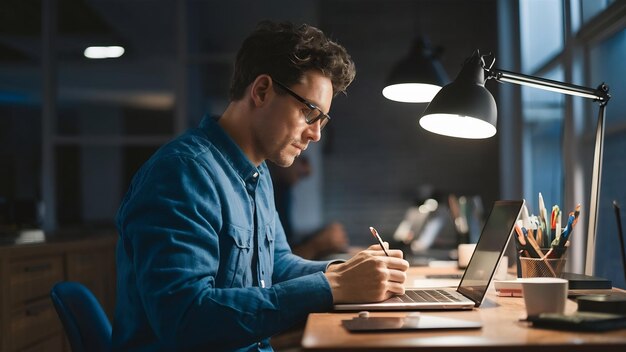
left=457, top=200, right=524, bottom=305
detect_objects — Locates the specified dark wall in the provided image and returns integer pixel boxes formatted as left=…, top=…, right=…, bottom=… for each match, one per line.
left=318, top=0, right=500, bottom=245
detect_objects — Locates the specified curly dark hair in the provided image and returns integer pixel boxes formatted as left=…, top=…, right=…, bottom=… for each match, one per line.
left=229, top=20, right=356, bottom=100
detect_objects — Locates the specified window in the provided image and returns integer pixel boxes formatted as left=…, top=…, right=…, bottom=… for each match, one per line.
left=519, top=0, right=564, bottom=73
left=519, top=0, right=566, bottom=214
left=516, top=0, right=626, bottom=288
left=521, top=67, right=565, bottom=214
left=581, top=0, right=614, bottom=24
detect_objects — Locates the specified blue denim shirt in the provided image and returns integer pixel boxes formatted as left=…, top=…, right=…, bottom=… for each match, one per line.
left=113, top=115, right=334, bottom=351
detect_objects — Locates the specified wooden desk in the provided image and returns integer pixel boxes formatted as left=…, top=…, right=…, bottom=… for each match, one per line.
left=301, top=267, right=626, bottom=351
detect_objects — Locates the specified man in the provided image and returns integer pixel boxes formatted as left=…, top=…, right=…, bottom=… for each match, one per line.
left=113, top=21, right=408, bottom=351
left=269, top=156, right=349, bottom=259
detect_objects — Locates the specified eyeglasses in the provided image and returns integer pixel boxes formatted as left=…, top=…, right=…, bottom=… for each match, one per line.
left=272, top=79, right=331, bottom=130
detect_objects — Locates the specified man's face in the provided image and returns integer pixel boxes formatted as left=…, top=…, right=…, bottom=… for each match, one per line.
left=255, top=71, right=333, bottom=167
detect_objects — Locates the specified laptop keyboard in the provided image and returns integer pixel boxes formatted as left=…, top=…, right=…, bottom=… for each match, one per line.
left=394, top=289, right=462, bottom=303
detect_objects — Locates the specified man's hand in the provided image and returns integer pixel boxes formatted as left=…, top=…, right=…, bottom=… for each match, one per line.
left=324, top=243, right=409, bottom=303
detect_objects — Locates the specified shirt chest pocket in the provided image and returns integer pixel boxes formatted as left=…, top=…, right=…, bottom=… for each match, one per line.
left=220, top=225, right=253, bottom=288
left=263, top=223, right=276, bottom=271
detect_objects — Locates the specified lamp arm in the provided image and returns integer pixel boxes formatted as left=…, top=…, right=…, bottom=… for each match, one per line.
left=485, top=65, right=612, bottom=275
left=486, top=68, right=610, bottom=103
left=585, top=103, right=607, bottom=275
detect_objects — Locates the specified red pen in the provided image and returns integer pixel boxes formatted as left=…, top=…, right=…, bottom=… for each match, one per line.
left=369, top=226, right=389, bottom=256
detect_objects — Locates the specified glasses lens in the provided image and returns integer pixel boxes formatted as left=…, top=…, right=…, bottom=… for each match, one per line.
left=305, top=109, right=322, bottom=123
left=319, top=116, right=329, bottom=129
left=306, top=109, right=330, bottom=130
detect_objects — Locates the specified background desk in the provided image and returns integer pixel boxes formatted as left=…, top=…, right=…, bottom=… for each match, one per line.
left=0, top=231, right=117, bottom=351
left=301, top=266, right=626, bottom=351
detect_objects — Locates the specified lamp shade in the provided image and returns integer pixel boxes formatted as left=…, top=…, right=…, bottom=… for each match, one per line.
left=382, top=37, right=450, bottom=103
left=420, top=51, right=497, bottom=139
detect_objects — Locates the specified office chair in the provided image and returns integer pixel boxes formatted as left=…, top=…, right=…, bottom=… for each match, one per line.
left=50, top=281, right=112, bottom=352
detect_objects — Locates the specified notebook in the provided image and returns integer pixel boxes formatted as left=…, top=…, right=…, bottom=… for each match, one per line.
left=334, top=200, right=525, bottom=311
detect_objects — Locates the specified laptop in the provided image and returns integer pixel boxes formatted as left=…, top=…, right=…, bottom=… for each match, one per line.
left=396, top=205, right=458, bottom=266
left=334, top=200, right=525, bottom=311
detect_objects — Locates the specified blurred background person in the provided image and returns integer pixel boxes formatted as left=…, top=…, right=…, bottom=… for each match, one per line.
left=269, top=156, right=349, bottom=259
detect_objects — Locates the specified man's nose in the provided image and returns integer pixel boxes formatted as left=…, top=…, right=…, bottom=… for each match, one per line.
left=306, top=121, right=322, bottom=142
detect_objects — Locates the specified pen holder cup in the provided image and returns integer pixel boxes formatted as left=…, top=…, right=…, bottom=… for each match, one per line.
left=519, top=257, right=566, bottom=278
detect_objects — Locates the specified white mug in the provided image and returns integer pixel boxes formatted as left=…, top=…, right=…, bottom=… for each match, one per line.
left=457, top=243, right=477, bottom=268
left=521, top=277, right=568, bottom=317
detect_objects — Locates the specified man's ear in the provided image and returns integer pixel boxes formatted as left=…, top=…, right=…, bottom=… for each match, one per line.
left=249, top=75, right=273, bottom=107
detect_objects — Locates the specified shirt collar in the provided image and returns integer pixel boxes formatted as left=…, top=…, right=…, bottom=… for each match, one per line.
left=199, top=114, right=263, bottom=184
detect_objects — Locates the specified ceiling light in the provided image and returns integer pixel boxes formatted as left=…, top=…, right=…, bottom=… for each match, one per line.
left=84, top=46, right=125, bottom=59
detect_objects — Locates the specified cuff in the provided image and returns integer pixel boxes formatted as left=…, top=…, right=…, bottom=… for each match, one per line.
left=274, top=271, right=334, bottom=322
left=325, top=259, right=346, bottom=272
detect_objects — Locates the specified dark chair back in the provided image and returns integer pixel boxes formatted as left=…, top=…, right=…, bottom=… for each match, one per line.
left=50, top=281, right=112, bottom=352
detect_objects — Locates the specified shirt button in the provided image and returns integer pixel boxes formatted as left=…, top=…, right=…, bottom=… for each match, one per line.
left=253, top=172, right=259, bottom=178
left=257, top=342, right=263, bottom=347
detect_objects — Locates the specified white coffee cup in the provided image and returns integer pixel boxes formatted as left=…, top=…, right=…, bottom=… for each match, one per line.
left=520, top=277, right=568, bottom=317
left=457, top=243, right=477, bottom=268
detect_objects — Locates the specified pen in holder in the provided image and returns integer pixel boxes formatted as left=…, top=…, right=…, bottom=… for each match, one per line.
left=513, top=200, right=581, bottom=279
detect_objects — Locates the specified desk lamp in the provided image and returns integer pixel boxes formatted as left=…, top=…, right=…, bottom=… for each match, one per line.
left=420, top=50, right=610, bottom=276
left=382, top=37, right=450, bottom=103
